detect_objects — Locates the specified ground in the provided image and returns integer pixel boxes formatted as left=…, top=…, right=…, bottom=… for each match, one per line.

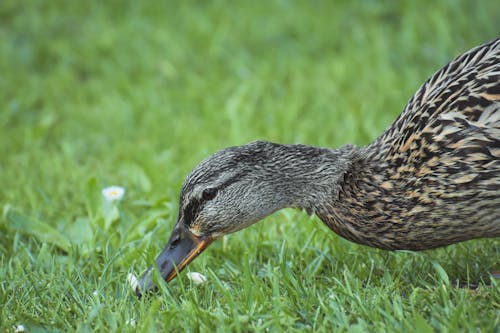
left=0, top=1, right=499, bottom=332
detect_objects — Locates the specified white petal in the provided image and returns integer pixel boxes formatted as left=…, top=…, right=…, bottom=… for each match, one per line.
left=187, top=272, right=207, bottom=285
left=14, top=325, right=25, bottom=333
left=127, top=273, right=139, bottom=290
left=102, top=186, right=125, bottom=202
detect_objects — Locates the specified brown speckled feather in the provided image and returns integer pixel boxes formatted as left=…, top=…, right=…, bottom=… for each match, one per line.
left=320, top=38, right=500, bottom=250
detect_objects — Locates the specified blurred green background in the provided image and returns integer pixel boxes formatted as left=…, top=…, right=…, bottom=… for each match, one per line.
left=1, top=1, right=499, bottom=332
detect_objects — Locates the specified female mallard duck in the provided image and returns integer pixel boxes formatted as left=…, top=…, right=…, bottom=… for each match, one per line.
left=137, top=38, right=500, bottom=296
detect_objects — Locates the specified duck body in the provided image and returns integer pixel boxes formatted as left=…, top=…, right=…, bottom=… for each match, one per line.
left=322, top=38, right=500, bottom=250
left=318, top=140, right=500, bottom=250
left=137, top=38, right=500, bottom=295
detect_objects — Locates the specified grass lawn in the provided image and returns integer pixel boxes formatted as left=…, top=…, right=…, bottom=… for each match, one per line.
left=1, top=0, right=499, bottom=331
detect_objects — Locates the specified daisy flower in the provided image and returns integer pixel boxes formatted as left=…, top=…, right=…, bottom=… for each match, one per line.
left=102, top=186, right=125, bottom=203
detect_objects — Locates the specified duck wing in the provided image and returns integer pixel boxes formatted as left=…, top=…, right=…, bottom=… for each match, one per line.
left=370, top=37, right=500, bottom=162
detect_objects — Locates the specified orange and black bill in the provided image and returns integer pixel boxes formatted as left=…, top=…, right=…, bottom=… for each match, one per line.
left=136, top=225, right=212, bottom=297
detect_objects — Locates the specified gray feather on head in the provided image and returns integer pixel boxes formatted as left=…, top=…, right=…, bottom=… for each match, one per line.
left=178, top=140, right=356, bottom=239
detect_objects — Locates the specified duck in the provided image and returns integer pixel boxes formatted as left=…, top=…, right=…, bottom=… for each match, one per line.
left=136, top=38, right=500, bottom=296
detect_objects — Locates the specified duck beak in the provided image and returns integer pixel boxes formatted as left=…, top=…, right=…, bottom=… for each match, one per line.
left=136, top=225, right=213, bottom=297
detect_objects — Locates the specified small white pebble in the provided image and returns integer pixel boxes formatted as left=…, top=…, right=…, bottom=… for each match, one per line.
left=102, top=186, right=125, bottom=203
left=14, top=325, right=25, bottom=332
left=126, top=319, right=136, bottom=327
left=127, top=273, right=139, bottom=290
left=187, top=272, right=207, bottom=285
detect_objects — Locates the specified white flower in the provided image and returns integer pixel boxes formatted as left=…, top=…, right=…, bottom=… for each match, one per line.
left=187, top=272, right=207, bottom=285
left=127, top=273, right=139, bottom=291
left=92, top=290, right=98, bottom=296
left=102, top=186, right=125, bottom=203
left=126, top=319, right=136, bottom=327
left=14, top=325, right=25, bottom=332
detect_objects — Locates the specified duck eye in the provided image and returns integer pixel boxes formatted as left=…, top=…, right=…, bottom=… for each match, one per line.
left=202, top=188, right=218, bottom=201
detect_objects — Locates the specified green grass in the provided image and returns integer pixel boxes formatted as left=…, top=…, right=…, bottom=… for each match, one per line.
left=1, top=0, right=499, bottom=331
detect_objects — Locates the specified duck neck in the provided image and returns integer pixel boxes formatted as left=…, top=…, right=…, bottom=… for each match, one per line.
left=267, top=143, right=398, bottom=250
left=263, top=143, right=358, bottom=214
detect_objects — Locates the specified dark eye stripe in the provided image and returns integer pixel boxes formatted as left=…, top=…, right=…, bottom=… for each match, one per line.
left=184, top=198, right=202, bottom=226
left=182, top=172, right=246, bottom=227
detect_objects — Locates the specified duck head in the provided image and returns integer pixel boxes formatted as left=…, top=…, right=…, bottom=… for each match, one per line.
left=136, top=140, right=351, bottom=297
